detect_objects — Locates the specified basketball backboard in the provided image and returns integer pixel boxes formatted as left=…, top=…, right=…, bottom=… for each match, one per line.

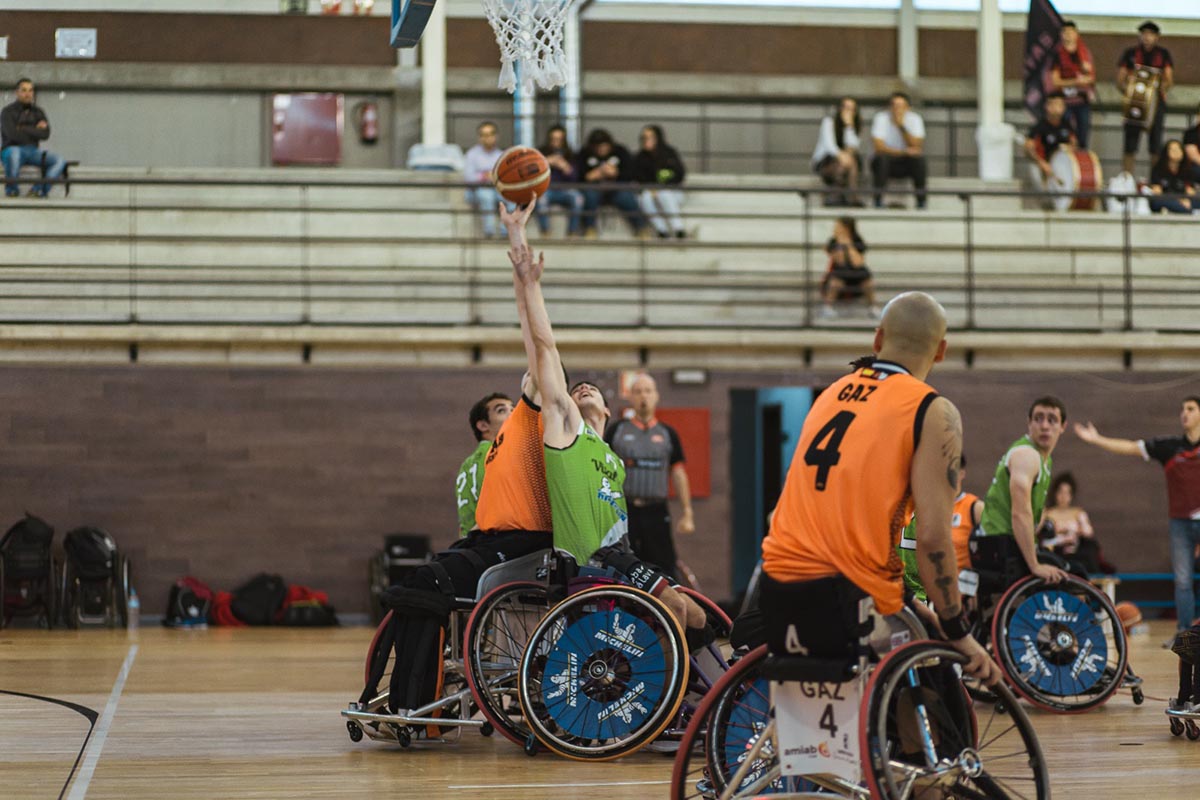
left=391, top=0, right=438, bottom=48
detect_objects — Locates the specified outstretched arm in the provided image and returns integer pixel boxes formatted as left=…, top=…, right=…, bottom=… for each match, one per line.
left=1073, top=421, right=1142, bottom=457
left=1008, top=447, right=1067, bottom=583
left=508, top=238, right=580, bottom=448
left=502, top=203, right=541, bottom=401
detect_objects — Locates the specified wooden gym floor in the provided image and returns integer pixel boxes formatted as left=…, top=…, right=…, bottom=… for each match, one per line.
left=1, top=621, right=1195, bottom=800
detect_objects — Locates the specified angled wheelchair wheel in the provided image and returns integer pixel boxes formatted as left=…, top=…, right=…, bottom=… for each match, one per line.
left=519, top=584, right=689, bottom=761
left=672, top=646, right=830, bottom=798
left=862, top=641, right=1049, bottom=800
left=463, top=580, right=550, bottom=746
left=992, top=575, right=1127, bottom=713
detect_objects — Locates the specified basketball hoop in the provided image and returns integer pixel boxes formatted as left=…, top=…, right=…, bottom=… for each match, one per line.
left=482, top=0, right=576, bottom=94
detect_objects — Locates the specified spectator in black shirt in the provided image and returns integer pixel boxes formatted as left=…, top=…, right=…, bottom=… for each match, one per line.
left=818, top=217, right=877, bottom=320
left=1182, top=104, right=1200, bottom=183
left=1148, top=140, right=1194, bottom=214
left=634, top=125, right=687, bottom=239
left=1024, top=92, right=1077, bottom=197
left=576, top=128, right=644, bottom=239
left=1076, top=396, right=1200, bottom=644
left=1, top=78, right=67, bottom=198
left=1118, top=21, right=1174, bottom=175
left=535, top=125, right=584, bottom=237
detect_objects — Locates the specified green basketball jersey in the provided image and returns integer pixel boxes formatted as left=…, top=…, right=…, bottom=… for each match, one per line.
left=455, top=440, right=492, bottom=538
left=544, top=421, right=629, bottom=566
left=978, top=435, right=1053, bottom=537
left=898, top=515, right=925, bottom=601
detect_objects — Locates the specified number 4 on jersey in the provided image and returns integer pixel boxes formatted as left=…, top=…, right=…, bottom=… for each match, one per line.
left=804, top=411, right=856, bottom=490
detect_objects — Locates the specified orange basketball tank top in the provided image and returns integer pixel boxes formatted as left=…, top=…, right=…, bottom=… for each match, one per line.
left=762, top=363, right=938, bottom=615
left=474, top=396, right=553, bottom=533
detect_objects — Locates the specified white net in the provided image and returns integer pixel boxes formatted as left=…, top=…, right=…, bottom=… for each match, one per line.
left=482, top=0, right=576, bottom=94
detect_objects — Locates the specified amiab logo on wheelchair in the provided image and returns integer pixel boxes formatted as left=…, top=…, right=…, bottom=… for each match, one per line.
left=671, top=573, right=1050, bottom=800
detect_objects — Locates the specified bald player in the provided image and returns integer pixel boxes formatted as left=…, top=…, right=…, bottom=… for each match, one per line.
left=761, top=292, right=999, bottom=682
left=606, top=372, right=695, bottom=580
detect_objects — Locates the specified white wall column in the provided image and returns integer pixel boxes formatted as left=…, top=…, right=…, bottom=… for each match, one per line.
left=976, top=0, right=1013, bottom=180
left=898, top=0, right=918, bottom=88
left=420, top=0, right=447, bottom=146
left=560, top=3, right=583, bottom=148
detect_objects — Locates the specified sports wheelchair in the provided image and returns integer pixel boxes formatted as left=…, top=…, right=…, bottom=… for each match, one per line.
left=965, top=536, right=1142, bottom=712
left=343, top=549, right=734, bottom=761
left=671, top=601, right=1049, bottom=799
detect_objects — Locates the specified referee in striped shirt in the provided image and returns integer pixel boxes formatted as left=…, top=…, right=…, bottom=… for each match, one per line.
left=605, top=373, right=694, bottom=580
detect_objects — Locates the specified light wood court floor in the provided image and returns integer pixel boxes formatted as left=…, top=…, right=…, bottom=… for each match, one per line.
left=1, top=621, right=1196, bottom=799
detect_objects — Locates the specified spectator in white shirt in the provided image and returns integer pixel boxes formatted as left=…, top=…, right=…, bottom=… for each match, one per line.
left=811, top=97, right=863, bottom=207
left=463, top=121, right=513, bottom=237
left=870, top=92, right=928, bottom=210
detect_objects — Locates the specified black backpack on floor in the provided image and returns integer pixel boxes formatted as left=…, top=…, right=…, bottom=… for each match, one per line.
left=230, top=573, right=288, bottom=625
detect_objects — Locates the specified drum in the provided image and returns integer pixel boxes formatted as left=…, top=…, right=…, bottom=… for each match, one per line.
left=1049, top=148, right=1103, bottom=212
left=1123, top=65, right=1162, bottom=129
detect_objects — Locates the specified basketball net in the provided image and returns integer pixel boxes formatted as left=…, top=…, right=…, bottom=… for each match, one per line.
left=482, top=0, right=576, bottom=94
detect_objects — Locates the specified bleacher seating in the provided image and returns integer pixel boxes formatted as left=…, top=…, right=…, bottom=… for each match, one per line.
left=0, top=166, right=1196, bottom=335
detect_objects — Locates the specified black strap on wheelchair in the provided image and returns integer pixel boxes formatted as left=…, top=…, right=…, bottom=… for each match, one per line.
left=360, top=586, right=453, bottom=707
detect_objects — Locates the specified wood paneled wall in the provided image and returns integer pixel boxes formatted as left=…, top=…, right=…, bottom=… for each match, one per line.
left=0, top=363, right=1187, bottom=617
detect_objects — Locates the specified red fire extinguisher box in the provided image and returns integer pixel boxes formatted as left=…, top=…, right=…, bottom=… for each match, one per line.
left=271, top=93, right=344, bottom=166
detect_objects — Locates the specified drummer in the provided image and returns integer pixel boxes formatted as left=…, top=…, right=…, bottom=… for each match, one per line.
left=1024, top=92, right=1077, bottom=202
left=1118, top=20, right=1174, bottom=176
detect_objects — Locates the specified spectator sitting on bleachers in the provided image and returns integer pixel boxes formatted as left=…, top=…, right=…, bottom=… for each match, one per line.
left=1, top=78, right=66, bottom=199
left=1039, top=472, right=1112, bottom=575
left=1148, top=139, right=1195, bottom=215
left=870, top=91, right=927, bottom=210
left=536, top=124, right=583, bottom=237
left=463, top=120, right=512, bottom=238
left=818, top=216, right=878, bottom=320
left=576, top=128, right=644, bottom=239
left=1024, top=92, right=1077, bottom=201
left=634, top=125, right=687, bottom=239
left=1181, top=104, right=1200, bottom=183
left=811, top=97, right=863, bottom=207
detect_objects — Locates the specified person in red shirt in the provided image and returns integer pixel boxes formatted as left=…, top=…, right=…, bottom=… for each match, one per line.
left=1075, top=396, right=1200, bottom=646
left=1117, top=20, right=1174, bottom=175
left=1050, top=21, right=1096, bottom=149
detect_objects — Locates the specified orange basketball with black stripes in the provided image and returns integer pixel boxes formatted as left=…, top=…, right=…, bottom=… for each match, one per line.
left=491, top=146, right=551, bottom=205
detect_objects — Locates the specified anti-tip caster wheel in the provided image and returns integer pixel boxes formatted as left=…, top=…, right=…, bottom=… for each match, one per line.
left=1169, top=717, right=1185, bottom=737
left=346, top=721, right=364, bottom=743
left=524, top=734, right=539, bottom=757
left=480, top=721, right=494, bottom=738
left=397, top=728, right=413, bottom=748
left=1186, top=721, right=1200, bottom=741
left=1132, top=688, right=1145, bottom=705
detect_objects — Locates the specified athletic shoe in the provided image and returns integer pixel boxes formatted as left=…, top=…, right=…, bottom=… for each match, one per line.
left=817, top=305, right=837, bottom=320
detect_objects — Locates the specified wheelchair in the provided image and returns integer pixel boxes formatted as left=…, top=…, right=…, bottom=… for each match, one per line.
left=344, top=549, right=733, bottom=761
left=343, top=548, right=552, bottom=748
left=671, top=602, right=1050, bottom=799
left=0, top=515, right=57, bottom=629
left=966, top=536, right=1142, bottom=712
left=60, top=527, right=131, bottom=629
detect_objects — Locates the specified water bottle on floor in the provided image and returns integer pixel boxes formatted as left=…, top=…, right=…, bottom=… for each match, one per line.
left=127, top=587, right=140, bottom=631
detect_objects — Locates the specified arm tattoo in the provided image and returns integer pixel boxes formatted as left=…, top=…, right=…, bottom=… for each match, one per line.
left=928, top=550, right=959, bottom=613
left=939, top=405, right=963, bottom=490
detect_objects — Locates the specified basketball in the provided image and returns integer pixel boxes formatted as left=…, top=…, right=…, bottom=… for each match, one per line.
left=491, top=146, right=551, bottom=206
left=1116, top=601, right=1143, bottom=633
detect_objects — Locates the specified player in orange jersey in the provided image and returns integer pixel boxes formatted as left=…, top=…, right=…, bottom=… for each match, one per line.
left=760, top=292, right=999, bottom=683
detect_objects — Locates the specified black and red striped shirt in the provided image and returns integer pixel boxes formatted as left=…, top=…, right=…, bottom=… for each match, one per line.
left=1140, top=434, right=1200, bottom=519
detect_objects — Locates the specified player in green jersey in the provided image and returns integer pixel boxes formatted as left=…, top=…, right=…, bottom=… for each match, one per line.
left=977, top=396, right=1070, bottom=584
left=455, top=392, right=513, bottom=537
left=501, top=199, right=704, bottom=631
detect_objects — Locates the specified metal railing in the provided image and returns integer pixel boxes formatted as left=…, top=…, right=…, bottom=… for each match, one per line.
left=0, top=174, right=1196, bottom=334
left=447, top=99, right=1197, bottom=180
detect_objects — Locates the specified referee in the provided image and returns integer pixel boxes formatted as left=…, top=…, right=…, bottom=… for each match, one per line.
left=605, top=373, right=694, bottom=580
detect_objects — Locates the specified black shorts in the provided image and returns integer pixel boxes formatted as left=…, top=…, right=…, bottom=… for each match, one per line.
left=829, top=265, right=871, bottom=286
left=759, top=573, right=872, bottom=660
